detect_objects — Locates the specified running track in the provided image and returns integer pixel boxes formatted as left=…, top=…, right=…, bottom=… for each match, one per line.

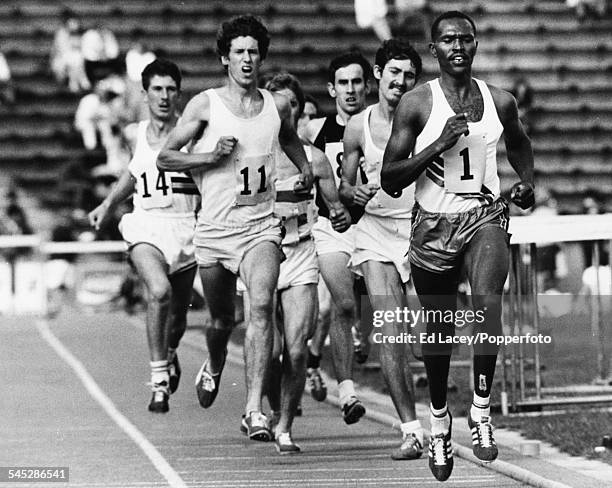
left=2, top=309, right=528, bottom=487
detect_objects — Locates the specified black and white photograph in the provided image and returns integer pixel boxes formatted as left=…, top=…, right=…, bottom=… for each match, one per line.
left=2, top=1, right=612, bottom=487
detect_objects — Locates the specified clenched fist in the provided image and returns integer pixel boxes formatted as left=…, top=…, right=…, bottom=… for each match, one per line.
left=510, top=181, right=535, bottom=210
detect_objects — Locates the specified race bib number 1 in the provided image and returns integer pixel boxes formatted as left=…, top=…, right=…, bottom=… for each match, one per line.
left=138, top=168, right=173, bottom=209
left=235, top=154, right=273, bottom=206
left=443, top=133, right=487, bottom=194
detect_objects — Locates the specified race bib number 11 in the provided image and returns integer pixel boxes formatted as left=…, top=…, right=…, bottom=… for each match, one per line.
left=235, top=154, right=273, bottom=206
left=443, top=133, right=487, bottom=194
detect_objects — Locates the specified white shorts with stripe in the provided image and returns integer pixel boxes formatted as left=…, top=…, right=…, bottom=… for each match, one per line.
left=119, top=211, right=196, bottom=275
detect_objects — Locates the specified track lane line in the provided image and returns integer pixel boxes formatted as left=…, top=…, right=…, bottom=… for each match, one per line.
left=36, top=319, right=188, bottom=488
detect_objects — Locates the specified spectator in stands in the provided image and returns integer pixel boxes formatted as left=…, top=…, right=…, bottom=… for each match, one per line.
left=355, top=0, right=392, bottom=41
left=0, top=49, right=15, bottom=106
left=50, top=12, right=90, bottom=93
left=354, top=0, right=429, bottom=41
left=510, top=76, right=534, bottom=135
left=81, top=24, right=123, bottom=86
left=297, top=94, right=318, bottom=139
left=124, top=34, right=156, bottom=122
left=74, top=74, right=131, bottom=176
left=567, top=0, right=607, bottom=21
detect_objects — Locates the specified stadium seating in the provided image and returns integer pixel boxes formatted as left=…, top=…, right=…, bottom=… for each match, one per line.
left=0, top=0, right=610, bottom=217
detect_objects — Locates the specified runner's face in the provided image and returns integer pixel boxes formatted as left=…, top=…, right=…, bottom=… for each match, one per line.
left=329, top=63, right=368, bottom=116
left=222, top=36, right=261, bottom=87
left=377, top=58, right=417, bottom=105
left=145, top=75, right=179, bottom=120
left=430, top=18, right=477, bottom=75
left=275, top=88, right=300, bottom=128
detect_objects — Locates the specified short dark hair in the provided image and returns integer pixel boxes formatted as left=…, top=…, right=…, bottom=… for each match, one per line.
left=216, top=15, right=270, bottom=60
left=265, top=72, right=305, bottom=118
left=141, top=58, right=182, bottom=91
left=430, top=10, right=477, bottom=41
left=328, top=50, right=372, bottom=84
left=374, top=38, right=422, bottom=80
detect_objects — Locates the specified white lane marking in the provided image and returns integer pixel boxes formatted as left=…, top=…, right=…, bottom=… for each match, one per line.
left=36, top=319, right=188, bottom=488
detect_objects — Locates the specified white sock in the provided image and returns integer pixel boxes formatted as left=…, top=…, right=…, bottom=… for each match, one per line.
left=430, top=403, right=450, bottom=436
left=470, top=393, right=490, bottom=422
left=150, top=360, right=169, bottom=385
left=338, top=379, right=356, bottom=406
left=400, top=419, right=424, bottom=446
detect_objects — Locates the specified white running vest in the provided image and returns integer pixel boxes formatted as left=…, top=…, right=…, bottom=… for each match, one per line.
left=190, top=88, right=280, bottom=226
left=128, top=120, right=198, bottom=216
left=361, top=105, right=414, bottom=218
left=413, top=78, right=503, bottom=213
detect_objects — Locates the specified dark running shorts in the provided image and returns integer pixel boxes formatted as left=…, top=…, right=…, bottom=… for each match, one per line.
left=409, top=198, right=510, bottom=274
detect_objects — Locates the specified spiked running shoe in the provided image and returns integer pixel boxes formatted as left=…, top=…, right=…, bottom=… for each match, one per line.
left=468, top=414, right=498, bottom=462
left=244, top=412, right=272, bottom=442
left=148, top=381, right=169, bottom=413
left=341, top=397, right=366, bottom=425
left=195, top=350, right=227, bottom=408
left=275, top=432, right=301, bottom=455
left=169, top=353, right=181, bottom=394
left=391, top=433, right=423, bottom=460
left=306, top=367, right=327, bottom=401
left=241, top=411, right=279, bottom=438
left=428, top=414, right=453, bottom=482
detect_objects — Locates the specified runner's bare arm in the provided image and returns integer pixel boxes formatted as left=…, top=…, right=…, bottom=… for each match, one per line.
left=275, top=93, right=313, bottom=191
left=88, top=170, right=136, bottom=230
left=491, top=86, right=535, bottom=209
left=157, top=93, right=236, bottom=172
left=493, top=86, right=534, bottom=186
left=311, top=145, right=351, bottom=233
left=382, top=86, right=466, bottom=193
left=340, top=113, right=378, bottom=207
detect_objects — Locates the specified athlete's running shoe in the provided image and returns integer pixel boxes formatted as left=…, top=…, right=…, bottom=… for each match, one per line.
left=275, top=432, right=301, bottom=455
left=468, top=415, right=498, bottom=462
left=341, top=397, right=366, bottom=425
left=148, top=381, right=169, bottom=413
left=244, top=412, right=272, bottom=442
left=391, top=433, right=423, bottom=460
left=306, top=367, right=327, bottom=401
left=169, top=353, right=181, bottom=394
left=195, top=350, right=226, bottom=408
left=428, top=413, right=453, bottom=482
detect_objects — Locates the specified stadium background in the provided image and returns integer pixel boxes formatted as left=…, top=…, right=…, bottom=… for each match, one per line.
left=2, top=0, right=612, bottom=479
left=2, top=0, right=611, bottom=235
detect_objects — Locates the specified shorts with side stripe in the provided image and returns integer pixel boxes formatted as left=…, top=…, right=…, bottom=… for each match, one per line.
left=409, top=198, right=510, bottom=274
left=119, top=211, right=196, bottom=275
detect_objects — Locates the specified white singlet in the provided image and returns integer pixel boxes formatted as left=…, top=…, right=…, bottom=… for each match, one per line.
left=361, top=105, right=414, bottom=218
left=189, top=88, right=281, bottom=226
left=413, top=78, right=503, bottom=214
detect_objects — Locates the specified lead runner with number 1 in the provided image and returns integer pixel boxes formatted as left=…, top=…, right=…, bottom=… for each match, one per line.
left=381, top=11, right=535, bottom=482
left=158, top=16, right=313, bottom=443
